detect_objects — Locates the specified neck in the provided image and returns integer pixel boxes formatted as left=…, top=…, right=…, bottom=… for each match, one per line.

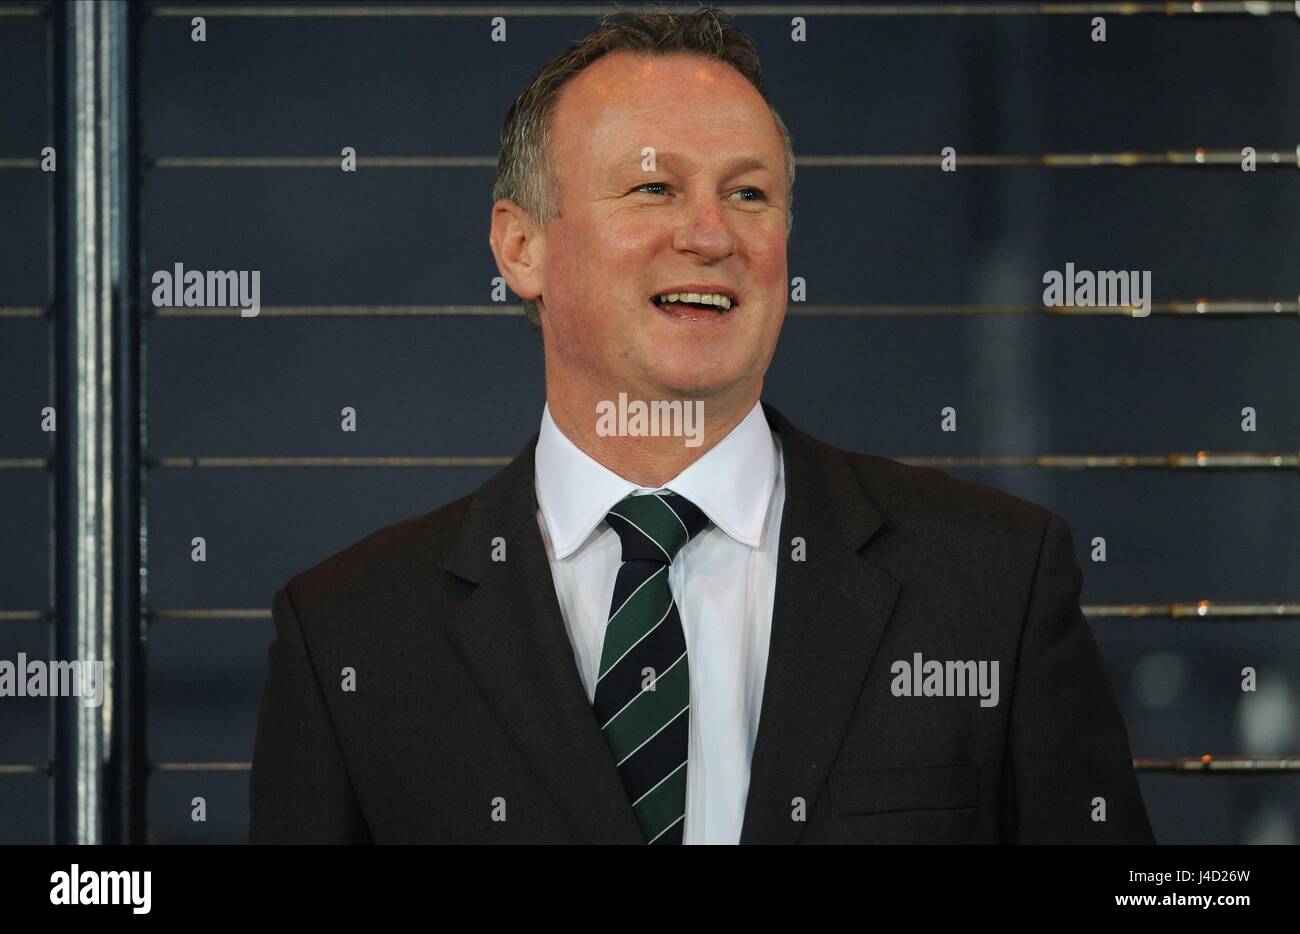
left=546, top=380, right=761, bottom=488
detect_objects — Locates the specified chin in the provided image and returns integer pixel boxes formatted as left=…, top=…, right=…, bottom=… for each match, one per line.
left=641, top=362, right=740, bottom=399
left=631, top=333, right=753, bottom=394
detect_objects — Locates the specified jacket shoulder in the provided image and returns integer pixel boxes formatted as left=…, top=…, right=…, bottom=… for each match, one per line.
left=279, top=490, right=476, bottom=613
left=826, top=447, right=1068, bottom=619
left=838, top=447, right=1057, bottom=545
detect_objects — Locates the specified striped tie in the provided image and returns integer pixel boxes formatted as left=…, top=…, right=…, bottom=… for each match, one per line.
left=594, top=490, right=710, bottom=845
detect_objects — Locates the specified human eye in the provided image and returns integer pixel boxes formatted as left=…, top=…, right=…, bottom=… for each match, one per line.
left=731, top=187, right=767, bottom=201
left=631, top=181, right=671, bottom=196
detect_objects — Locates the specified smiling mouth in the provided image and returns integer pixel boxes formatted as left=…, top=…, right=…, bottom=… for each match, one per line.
left=650, top=293, right=737, bottom=321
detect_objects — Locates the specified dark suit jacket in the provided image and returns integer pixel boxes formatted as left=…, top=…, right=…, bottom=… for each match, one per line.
left=249, top=401, right=1155, bottom=844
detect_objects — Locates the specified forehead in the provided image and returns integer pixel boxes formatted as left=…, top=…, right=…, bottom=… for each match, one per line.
left=550, top=50, right=781, bottom=161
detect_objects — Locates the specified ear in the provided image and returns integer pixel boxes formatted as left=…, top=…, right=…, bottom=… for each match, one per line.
left=488, top=200, right=545, bottom=305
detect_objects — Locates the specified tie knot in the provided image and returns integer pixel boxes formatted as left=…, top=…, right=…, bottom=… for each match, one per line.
left=605, top=491, right=710, bottom=565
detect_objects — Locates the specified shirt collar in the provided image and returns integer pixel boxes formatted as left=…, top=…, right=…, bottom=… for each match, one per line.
left=535, top=399, right=780, bottom=559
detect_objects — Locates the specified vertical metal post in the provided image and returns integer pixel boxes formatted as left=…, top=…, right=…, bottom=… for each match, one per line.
left=53, top=0, right=132, bottom=845
left=106, top=0, right=145, bottom=846
left=106, top=0, right=144, bottom=848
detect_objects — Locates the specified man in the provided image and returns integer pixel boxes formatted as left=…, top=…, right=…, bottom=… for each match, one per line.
left=250, top=8, right=1154, bottom=844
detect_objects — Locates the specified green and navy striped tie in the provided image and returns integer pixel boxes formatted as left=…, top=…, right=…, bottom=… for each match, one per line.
left=594, top=490, right=710, bottom=845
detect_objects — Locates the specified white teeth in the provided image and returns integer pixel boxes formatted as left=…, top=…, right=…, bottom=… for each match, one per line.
left=654, top=291, right=733, bottom=310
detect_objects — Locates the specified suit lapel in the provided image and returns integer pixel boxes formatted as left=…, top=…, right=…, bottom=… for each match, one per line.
left=439, top=403, right=900, bottom=845
left=739, top=403, right=901, bottom=843
left=441, top=434, right=645, bottom=844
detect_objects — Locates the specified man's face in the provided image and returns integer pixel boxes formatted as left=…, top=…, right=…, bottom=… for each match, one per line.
left=537, top=51, right=789, bottom=403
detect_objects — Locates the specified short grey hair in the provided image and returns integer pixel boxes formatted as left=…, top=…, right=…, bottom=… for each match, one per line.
left=492, top=6, right=795, bottom=338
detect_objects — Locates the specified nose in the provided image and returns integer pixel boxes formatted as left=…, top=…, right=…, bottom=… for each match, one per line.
left=671, top=191, right=737, bottom=261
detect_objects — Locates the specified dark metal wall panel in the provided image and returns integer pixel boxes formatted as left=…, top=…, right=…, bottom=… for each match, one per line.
left=0, top=620, right=53, bottom=764
left=0, top=440, right=51, bottom=608
left=144, top=466, right=497, bottom=607
left=0, top=2, right=53, bottom=844
left=0, top=321, right=51, bottom=458
left=769, top=315, right=1300, bottom=452
left=147, top=617, right=267, bottom=763
left=144, top=318, right=546, bottom=455
left=0, top=772, right=49, bottom=844
left=1140, top=774, right=1300, bottom=845
left=0, top=176, right=49, bottom=303
left=140, top=169, right=498, bottom=304
left=146, top=769, right=246, bottom=843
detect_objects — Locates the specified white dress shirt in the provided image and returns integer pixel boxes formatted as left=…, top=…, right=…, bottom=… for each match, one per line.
left=533, top=399, right=785, bottom=844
